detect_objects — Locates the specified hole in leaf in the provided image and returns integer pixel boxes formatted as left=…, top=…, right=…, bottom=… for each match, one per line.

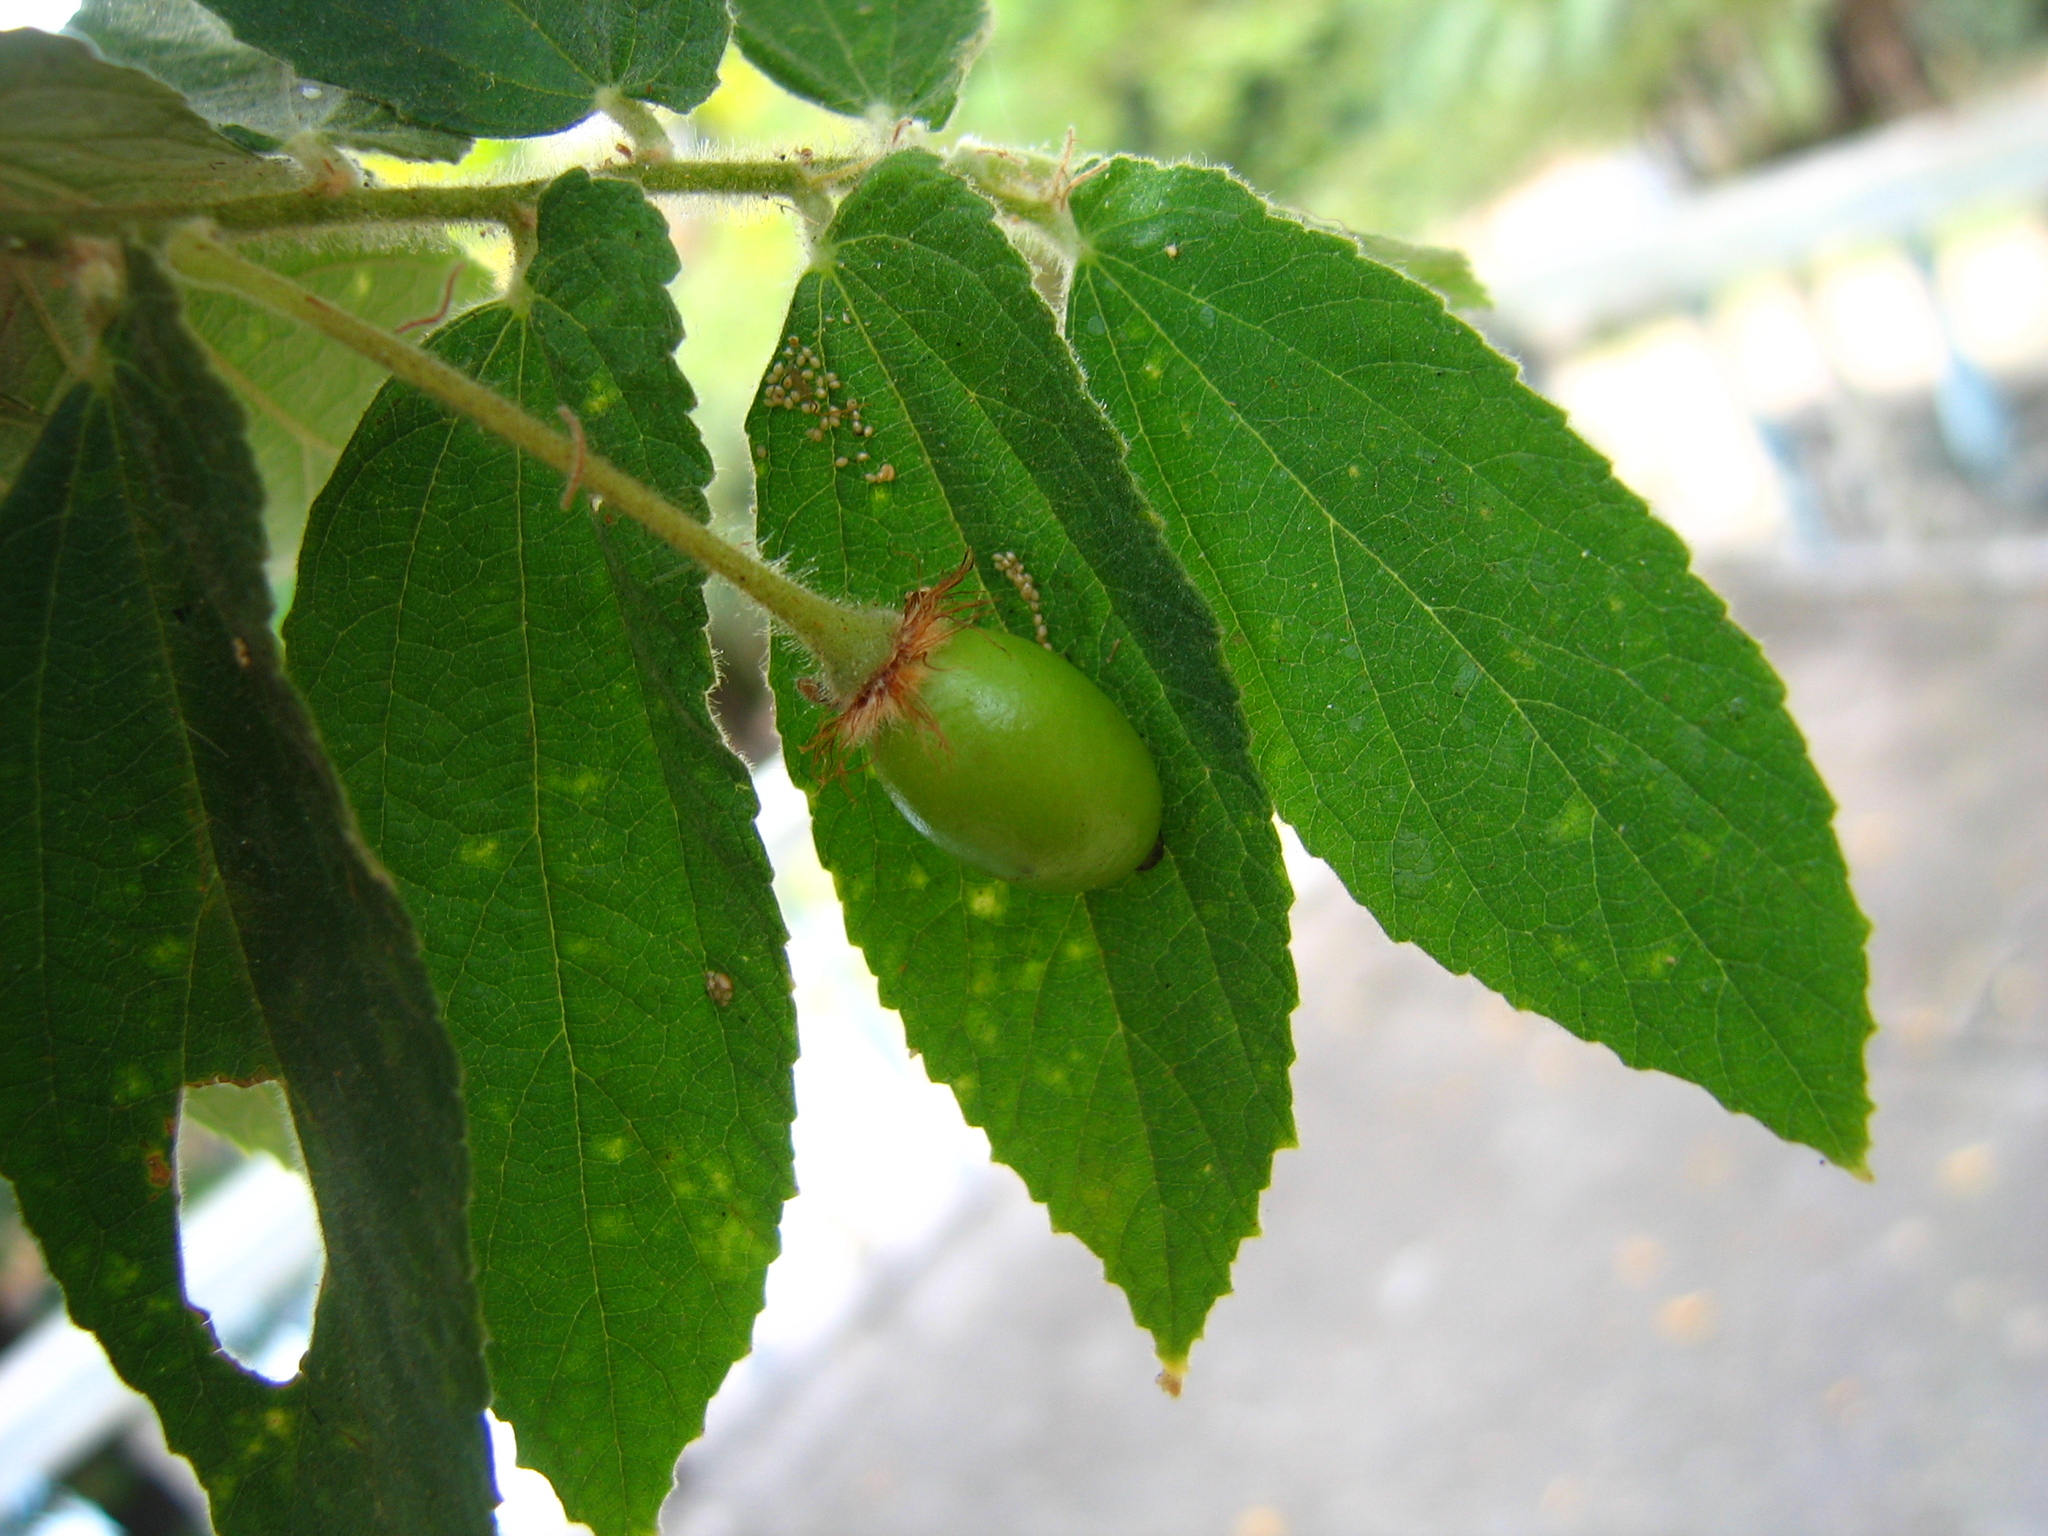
left=173, top=1082, right=324, bottom=1383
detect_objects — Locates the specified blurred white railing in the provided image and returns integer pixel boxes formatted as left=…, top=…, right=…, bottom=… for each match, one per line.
left=1465, top=69, right=2048, bottom=563
left=0, top=1157, right=320, bottom=1525
left=0, top=762, right=990, bottom=1536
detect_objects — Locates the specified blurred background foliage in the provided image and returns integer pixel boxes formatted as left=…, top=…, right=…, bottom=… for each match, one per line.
left=955, top=0, right=2048, bottom=233
left=667, top=0, right=2048, bottom=508
left=663, top=0, right=2048, bottom=752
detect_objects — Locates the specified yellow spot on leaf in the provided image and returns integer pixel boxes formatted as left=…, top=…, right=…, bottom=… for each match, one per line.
left=1546, top=796, right=1593, bottom=844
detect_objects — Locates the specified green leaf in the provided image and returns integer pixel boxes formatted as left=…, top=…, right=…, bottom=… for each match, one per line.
left=183, top=1081, right=305, bottom=1169
left=286, top=170, right=794, bottom=1536
left=68, top=0, right=472, bottom=163
left=175, top=234, right=491, bottom=571
left=1352, top=230, right=1490, bottom=309
left=0, top=29, right=297, bottom=217
left=733, top=0, right=989, bottom=127
left=1, top=254, right=89, bottom=498
left=1067, top=159, right=1874, bottom=1168
left=749, top=151, right=1296, bottom=1370
left=202, top=0, right=731, bottom=140
left=0, top=246, right=492, bottom=1533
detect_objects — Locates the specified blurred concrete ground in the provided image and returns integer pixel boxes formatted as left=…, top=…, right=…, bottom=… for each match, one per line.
left=666, top=568, right=2048, bottom=1536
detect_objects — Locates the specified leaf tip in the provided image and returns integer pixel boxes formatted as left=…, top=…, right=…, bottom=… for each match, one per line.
left=1154, top=1361, right=1186, bottom=1398
left=1814, top=1105, right=1873, bottom=1181
left=1826, top=1079, right=1876, bottom=1181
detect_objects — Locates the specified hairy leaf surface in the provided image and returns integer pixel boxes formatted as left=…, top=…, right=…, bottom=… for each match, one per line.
left=0, top=29, right=297, bottom=216
left=733, top=0, right=988, bottom=127
left=68, top=0, right=472, bottom=163
left=287, top=171, right=794, bottom=1536
left=0, top=248, right=492, bottom=1533
left=203, top=0, right=730, bottom=139
left=750, top=151, right=1296, bottom=1368
left=1068, top=159, right=1874, bottom=1166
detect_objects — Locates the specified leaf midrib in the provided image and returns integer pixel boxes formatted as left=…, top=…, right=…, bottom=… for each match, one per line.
left=819, top=236, right=1275, bottom=1257
left=1076, top=253, right=1846, bottom=1134
left=1087, top=248, right=1824, bottom=823
left=21, top=396, right=87, bottom=1152
left=503, top=317, right=641, bottom=1510
left=536, top=283, right=763, bottom=1330
left=1080, top=250, right=1820, bottom=916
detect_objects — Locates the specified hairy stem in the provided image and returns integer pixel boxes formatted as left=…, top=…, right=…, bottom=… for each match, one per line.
left=0, top=156, right=867, bottom=242
left=162, top=225, right=897, bottom=696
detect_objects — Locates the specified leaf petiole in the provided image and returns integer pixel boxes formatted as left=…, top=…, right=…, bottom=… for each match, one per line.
left=163, top=224, right=899, bottom=696
left=595, top=89, right=676, bottom=163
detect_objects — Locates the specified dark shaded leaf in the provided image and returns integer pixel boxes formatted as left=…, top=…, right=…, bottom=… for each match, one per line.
left=68, top=0, right=472, bottom=163
left=749, top=151, right=1296, bottom=1370
left=0, top=247, right=492, bottom=1533
left=286, top=170, right=794, bottom=1536
left=202, top=0, right=731, bottom=140
left=1067, top=159, right=1873, bottom=1167
left=734, top=0, right=988, bottom=127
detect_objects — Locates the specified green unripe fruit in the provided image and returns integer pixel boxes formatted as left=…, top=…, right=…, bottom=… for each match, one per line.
left=868, top=628, right=1163, bottom=893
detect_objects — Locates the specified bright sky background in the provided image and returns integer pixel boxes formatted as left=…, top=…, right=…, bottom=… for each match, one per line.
left=0, top=0, right=77, bottom=30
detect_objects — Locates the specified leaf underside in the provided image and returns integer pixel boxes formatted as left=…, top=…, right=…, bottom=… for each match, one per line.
left=201, top=0, right=732, bottom=139
left=0, top=248, right=492, bottom=1533
left=732, top=0, right=989, bottom=128
left=67, top=0, right=472, bottom=163
left=750, top=151, right=1297, bottom=1368
left=175, top=233, right=492, bottom=566
left=0, top=29, right=299, bottom=215
left=1351, top=230, right=1491, bottom=310
left=1067, top=158, right=1874, bottom=1168
left=184, top=1080, right=304, bottom=1169
left=287, top=170, right=795, bottom=1536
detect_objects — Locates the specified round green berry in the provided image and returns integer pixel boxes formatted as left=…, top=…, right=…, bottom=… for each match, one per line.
left=868, top=627, right=1163, bottom=894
